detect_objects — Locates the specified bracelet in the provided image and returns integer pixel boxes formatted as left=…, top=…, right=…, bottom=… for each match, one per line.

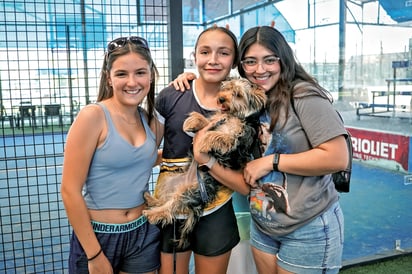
left=272, top=153, right=280, bottom=172
left=87, top=248, right=102, bottom=261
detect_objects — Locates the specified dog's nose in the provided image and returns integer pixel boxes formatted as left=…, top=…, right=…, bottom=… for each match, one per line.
left=218, top=97, right=226, bottom=104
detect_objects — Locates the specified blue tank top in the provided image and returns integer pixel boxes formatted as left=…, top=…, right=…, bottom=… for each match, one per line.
left=83, top=103, right=157, bottom=209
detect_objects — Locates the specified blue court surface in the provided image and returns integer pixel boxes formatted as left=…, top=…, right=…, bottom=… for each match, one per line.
left=1, top=133, right=412, bottom=272
left=339, top=163, right=412, bottom=261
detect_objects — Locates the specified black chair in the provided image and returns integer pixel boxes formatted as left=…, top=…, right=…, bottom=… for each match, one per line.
left=44, top=104, right=63, bottom=127
left=1, top=104, right=14, bottom=128
left=17, top=102, right=36, bottom=128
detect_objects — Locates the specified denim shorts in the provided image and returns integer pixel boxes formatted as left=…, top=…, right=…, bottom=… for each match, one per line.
left=250, top=201, right=344, bottom=274
left=69, top=216, right=161, bottom=274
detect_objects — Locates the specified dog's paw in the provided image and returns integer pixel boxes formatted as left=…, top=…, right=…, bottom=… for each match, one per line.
left=183, top=112, right=209, bottom=132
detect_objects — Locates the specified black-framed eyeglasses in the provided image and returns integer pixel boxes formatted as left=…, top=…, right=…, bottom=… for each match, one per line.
left=241, top=56, right=280, bottom=72
left=106, top=36, right=149, bottom=54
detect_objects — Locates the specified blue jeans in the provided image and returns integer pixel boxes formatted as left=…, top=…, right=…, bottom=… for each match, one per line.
left=250, top=201, right=344, bottom=273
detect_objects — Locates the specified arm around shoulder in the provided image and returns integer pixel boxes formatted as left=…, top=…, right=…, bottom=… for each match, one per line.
left=170, top=71, right=197, bottom=91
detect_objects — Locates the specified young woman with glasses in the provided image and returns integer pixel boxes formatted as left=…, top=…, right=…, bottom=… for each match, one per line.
left=173, top=26, right=348, bottom=274
left=152, top=25, right=250, bottom=274
left=61, top=36, right=161, bottom=274
left=239, top=25, right=347, bottom=274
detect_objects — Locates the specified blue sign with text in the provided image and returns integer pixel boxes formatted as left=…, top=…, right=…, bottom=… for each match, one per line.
left=392, top=60, right=410, bottom=68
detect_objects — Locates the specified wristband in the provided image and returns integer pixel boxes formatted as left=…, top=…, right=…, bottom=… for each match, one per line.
left=272, top=153, right=280, bottom=172
left=87, top=248, right=102, bottom=261
left=199, top=156, right=217, bottom=172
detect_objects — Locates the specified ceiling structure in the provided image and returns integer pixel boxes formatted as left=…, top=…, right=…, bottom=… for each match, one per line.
left=377, top=0, right=412, bottom=24
left=344, top=0, right=412, bottom=26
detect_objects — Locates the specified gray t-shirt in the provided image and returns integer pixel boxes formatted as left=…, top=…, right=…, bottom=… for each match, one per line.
left=250, top=94, right=346, bottom=236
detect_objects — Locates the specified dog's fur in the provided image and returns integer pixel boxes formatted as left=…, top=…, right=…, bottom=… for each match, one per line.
left=143, top=78, right=266, bottom=247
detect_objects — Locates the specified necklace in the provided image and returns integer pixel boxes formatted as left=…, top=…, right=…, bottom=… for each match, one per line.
left=110, top=101, right=139, bottom=125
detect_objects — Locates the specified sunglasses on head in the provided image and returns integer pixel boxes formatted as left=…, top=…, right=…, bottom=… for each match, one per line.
left=106, top=36, right=149, bottom=54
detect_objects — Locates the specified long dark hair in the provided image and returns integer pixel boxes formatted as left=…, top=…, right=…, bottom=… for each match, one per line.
left=238, top=26, right=331, bottom=131
left=97, top=38, right=159, bottom=123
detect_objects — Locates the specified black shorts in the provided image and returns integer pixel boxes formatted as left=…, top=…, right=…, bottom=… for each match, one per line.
left=159, top=199, right=240, bottom=256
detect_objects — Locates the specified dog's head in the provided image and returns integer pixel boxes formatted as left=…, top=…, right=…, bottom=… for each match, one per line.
left=217, top=78, right=267, bottom=119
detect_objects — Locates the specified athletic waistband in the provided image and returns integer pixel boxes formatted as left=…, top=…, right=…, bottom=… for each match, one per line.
left=91, top=215, right=147, bottom=233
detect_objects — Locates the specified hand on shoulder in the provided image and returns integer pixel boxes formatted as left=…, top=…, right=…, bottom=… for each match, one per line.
left=168, top=72, right=197, bottom=91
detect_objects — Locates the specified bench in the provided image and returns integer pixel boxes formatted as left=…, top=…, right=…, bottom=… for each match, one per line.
left=356, top=90, right=412, bottom=119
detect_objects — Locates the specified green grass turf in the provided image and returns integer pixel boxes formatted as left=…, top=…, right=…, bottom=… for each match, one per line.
left=340, top=253, right=412, bottom=273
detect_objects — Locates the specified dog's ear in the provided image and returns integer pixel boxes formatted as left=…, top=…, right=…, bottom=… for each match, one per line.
left=248, top=85, right=267, bottom=111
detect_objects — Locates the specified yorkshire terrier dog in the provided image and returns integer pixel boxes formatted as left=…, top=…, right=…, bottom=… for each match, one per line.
left=143, top=78, right=266, bottom=247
